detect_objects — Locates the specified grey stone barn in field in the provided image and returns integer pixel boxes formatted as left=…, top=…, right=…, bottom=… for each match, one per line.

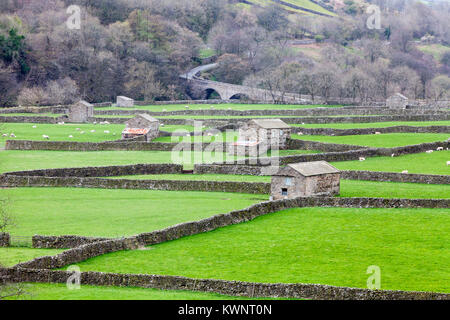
left=386, top=93, right=408, bottom=109
left=122, top=114, right=160, bottom=141
left=68, top=100, right=93, bottom=123
left=271, top=161, right=340, bottom=200
left=239, top=119, right=291, bottom=149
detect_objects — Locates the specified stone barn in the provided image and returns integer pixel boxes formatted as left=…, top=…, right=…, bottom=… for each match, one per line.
left=386, top=93, right=408, bottom=109
left=239, top=119, right=291, bottom=149
left=122, top=114, right=160, bottom=141
left=116, top=96, right=134, bottom=108
left=271, top=161, right=340, bottom=200
left=68, top=100, right=93, bottom=123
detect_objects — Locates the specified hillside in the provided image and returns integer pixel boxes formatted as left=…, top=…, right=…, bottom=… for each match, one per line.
left=240, top=0, right=336, bottom=16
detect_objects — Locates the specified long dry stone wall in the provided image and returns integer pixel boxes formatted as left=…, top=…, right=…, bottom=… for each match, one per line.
left=342, top=171, right=450, bottom=185
left=3, top=163, right=183, bottom=178
left=32, top=235, right=111, bottom=249
left=13, top=197, right=450, bottom=270
left=0, top=175, right=271, bottom=195
left=2, top=268, right=448, bottom=300
left=292, top=125, right=450, bottom=136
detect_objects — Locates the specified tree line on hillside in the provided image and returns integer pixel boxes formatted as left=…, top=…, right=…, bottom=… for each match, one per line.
left=0, top=0, right=449, bottom=107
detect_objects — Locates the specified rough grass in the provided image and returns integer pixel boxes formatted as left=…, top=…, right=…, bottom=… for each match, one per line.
left=71, top=207, right=450, bottom=293
left=291, top=121, right=450, bottom=129
left=0, top=188, right=267, bottom=237
left=333, top=150, right=450, bottom=175
left=6, top=283, right=284, bottom=300
left=292, top=133, right=450, bottom=147
left=0, top=247, right=63, bottom=267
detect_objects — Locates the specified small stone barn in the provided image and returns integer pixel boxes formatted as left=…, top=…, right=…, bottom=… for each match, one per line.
left=68, top=100, right=93, bottom=123
left=271, top=161, right=340, bottom=200
left=386, top=93, right=408, bottom=109
left=122, top=114, right=159, bottom=141
left=117, top=96, right=134, bottom=107
left=239, top=119, right=291, bottom=149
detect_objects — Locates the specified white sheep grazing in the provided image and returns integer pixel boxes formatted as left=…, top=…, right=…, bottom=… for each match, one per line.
left=69, top=135, right=73, bottom=138
left=359, top=157, right=366, bottom=161
left=32, top=125, right=37, bottom=129
left=57, top=121, right=64, bottom=125
left=447, top=161, right=450, bottom=166
left=76, top=128, right=80, bottom=131
left=391, top=153, right=395, bottom=157
left=185, top=106, right=189, bottom=109
left=375, top=132, right=381, bottom=135
left=436, top=147, right=443, bottom=151
left=104, top=130, right=110, bottom=134
left=80, top=131, right=85, bottom=134
left=90, top=130, right=96, bottom=133
left=10, top=133, right=16, bottom=138
left=42, top=135, right=50, bottom=140
left=298, top=132, right=304, bottom=135
left=426, top=150, right=433, bottom=154
left=401, top=170, right=408, bottom=174
left=162, top=109, right=167, bottom=112
left=2, top=134, right=7, bottom=137
left=93, top=121, right=97, bottom=125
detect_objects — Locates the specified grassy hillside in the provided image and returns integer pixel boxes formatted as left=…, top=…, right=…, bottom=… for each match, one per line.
left=245, top=0, right=335, bottom=16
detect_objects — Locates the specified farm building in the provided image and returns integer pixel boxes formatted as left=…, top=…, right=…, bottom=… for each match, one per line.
left=122, top=114, right=160, bottom=141
left=68, top=100, right=93, bottom=123
left=386, top=93, right=408, bottom=109
left=271, top=161, right=340, bottom=200
left=238, top=119, right=291, bottom=149
left=116, top=96, right=134, bottom=107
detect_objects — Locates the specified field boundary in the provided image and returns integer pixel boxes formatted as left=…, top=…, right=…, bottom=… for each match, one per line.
left=2, top=267, right=448, bottom=300
left=292, top=125, right=450, bottom=136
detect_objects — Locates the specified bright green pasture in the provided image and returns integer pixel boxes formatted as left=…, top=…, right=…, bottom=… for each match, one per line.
left=292, top=133, right=449, bottom=147
left=333, top=150, right=450, bottom=175
left=0, top=247, right=63, bottom=267
left=0, top=123, right=124, bottom=147
left=96, top=103, right=342, bottom=112
left=291, top=121, right=450, bottom=129
left=0, top=188, right=267, bottom=237
left=71, top=207, right=450, bottom=293
left=0, top=150, right=245, bottom=173
left=6, top=283, right=282, bottom=300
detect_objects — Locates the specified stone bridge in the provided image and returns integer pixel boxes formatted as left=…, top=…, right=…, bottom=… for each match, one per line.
left=180, top=63, right=314, bottom=103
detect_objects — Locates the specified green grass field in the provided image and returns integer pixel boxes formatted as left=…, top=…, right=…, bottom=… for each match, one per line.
left=0, top=188, right=267, bottom=237
left=292, top=133, right=449, bottom=147
left=332, top=150, right=450, bottom=175
left=95, top=103, right=342, bottom=112
left=0, top=247, right=64, bottom=267
left=6, top=283, right=283, bottom=300
left=291, top=121, right=450, bottom=129
left=70, top=207, right=450, bottom=293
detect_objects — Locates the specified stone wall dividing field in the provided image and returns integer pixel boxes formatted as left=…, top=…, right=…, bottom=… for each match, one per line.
left=1, top=268, right=448, bottom=300
left=3, top=163, right=183, bottom=178
left=0, top=233, right=10, bottom=247
left=12, top=197, right=450, bottom=269
left=0, top=175, right=271, bottom=195
left=292, top=125, right=450, bottom=136
left=32, top=235, right=111, bottom=249
left=342, top=171, right=450, bottom=185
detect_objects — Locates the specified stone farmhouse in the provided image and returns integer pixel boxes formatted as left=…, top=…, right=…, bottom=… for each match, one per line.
left=386, top=93, right=408, bottom=109
left=271, top=161, right=340, bottom=200
left=116, top=96, right=134, bottom=107
left=239, top=119, right=291, bottom=148
left=122, top=114, right=160, bottom=141
left=68, top=100, right=93, bottom=123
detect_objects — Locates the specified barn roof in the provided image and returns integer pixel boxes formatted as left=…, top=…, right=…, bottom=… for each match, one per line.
left=122, top=128, right=150, bottom=135
left=73, top=100, right=93, bottom=107
left=249, top=119, right=291, bottom=129
left=274, top=161, right=340, bottom=177
left=136, top=114, right=159, bottom=122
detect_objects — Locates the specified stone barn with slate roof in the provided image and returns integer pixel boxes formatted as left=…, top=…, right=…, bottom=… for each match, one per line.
left=386, top=93, right=408, bottom=109
left=68, top=100, right=93, bottom=123
left=271, top=161, right=340, bottom=200
left=239, top=119, right=291, bottom=149
left=122, top=114, right=160, bottom=141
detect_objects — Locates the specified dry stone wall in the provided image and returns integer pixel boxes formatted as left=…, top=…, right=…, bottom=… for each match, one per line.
left=2, top=268, right=448, bottom=300
left=342, top=171, right=450, bottom=185
left=0, top=233, right=10, bottom=247
left=292, top=125, right=450, bottom=136
left=32, top=235, right=111, bottom=249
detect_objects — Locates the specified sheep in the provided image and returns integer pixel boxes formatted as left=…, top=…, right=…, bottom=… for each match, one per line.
left=401, top=170, right=408, bottom=174
left=162, top=109, right=167, bottom=112
left=80, top=131, right=85, bottom=134
left=104, top=130, right=110, bottom=134
left=93, top=121, right=97, bottom=125
left=359, top=157, right=366, bottom=161
left=160, top=124, right=164, bottom=127
left=10, top=133, right=16, bottom=138
left=391, top=153, right=395, bottom=157
left=375, top=132, right=381, bottom=135
left=76, top=128, right=80, bottom=131
left=57, top=121, right=65, bottom=125
left=447, top=161, right=450, bottom=166
left=32, top=125, right=37, bottom=129
left=185, top=106, right=189, bottom=109
left=90, top=130, right=96, bottom=133
left=437, top=147, right=443, bottom=151
left=69, top=135, right=73, bottom=138
left=298, top=132, right=304, bottom=135
left=42, top=135, right=50, bottom=140
left=2, top=134, right=7, bottom=137
left=425, top=150, right=433, bottom=154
